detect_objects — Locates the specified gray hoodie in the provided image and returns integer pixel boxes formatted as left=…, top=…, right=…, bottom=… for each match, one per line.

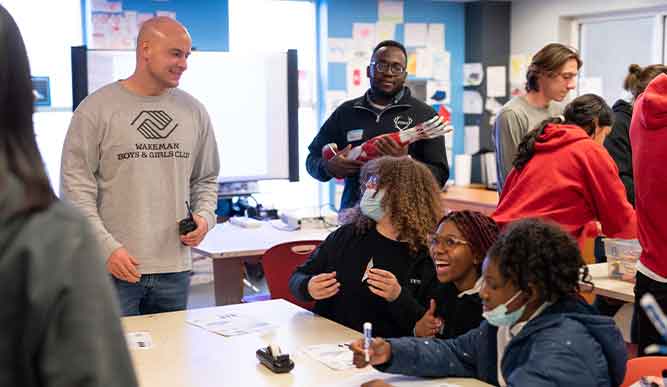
left=0, top=173, right=137, bottom=387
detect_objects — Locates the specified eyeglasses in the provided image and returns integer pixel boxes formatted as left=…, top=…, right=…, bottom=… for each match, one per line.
left=371, top=61, right=406, bottom=75
left=428, top=234, right=470, bottom=249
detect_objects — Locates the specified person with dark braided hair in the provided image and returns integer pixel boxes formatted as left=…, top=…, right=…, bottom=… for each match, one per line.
left=349, top=219, right=627, bottom=387
left=414, top=211, right=499, bottom=339
left=492, top=93, right=636, bottom=248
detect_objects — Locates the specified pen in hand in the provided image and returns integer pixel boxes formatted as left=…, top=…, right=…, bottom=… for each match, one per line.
left=363, top=322, right=372, bottom=362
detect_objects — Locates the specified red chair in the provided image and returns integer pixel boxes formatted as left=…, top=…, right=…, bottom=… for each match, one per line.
left=621, top=356, right=667, bottom=387
left=262, top=240, right=322, bottom=311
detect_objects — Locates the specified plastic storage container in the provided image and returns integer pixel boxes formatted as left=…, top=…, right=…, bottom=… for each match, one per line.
left=604, top=238, right=641, bottom=283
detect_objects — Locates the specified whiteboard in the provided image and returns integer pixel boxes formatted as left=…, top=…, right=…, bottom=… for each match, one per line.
left=86, top=50, right=291, bottom=182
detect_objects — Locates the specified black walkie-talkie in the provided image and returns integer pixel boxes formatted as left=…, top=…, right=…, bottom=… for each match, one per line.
left=179, top=201, right=197, bottom=235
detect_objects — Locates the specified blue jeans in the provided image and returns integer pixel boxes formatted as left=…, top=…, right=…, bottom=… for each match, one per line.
left=113, top=271, right=191, bottom=316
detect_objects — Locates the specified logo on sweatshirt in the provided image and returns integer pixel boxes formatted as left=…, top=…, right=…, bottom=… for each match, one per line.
left=131, top=110, right=178, bottom=139
left=393, top=115, right=413, bottom=131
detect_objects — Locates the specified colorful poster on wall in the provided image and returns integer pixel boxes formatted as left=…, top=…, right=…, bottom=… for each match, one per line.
left=406, top=51, right=417, bottom=76
left=427, top=80, right=450, bottom=105
left=347, top=60, right=368, bottom=99
left=416, top=48, right=433, bottom=78
left=486, top=66, right=507, bottom=97
left=463, top=90, right=483, bottom=114
left=432, top=50, right=450, bottom=81
left=376, top=22, right=396, bottom=42
left=378, top=0, right=403, bottom=23
left=404, top=23, right=427, bottom=47
left=463, top=63, right=483, bottom=86
left=328, top=38, right=352, bottom=63
left=427, top=23, right=445, bottom=51
left=352, top=23, right=376, bottom=50
left=510, top=53, right=530, bottom=96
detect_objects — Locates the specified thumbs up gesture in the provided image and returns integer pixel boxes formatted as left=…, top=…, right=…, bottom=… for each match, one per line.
left=414, top=299, right=444, bottom=337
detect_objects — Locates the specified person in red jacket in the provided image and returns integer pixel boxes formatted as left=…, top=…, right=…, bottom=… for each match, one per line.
left=492, top=94, right=636, bottom=248
left=630, top=73, right=667, bottom=356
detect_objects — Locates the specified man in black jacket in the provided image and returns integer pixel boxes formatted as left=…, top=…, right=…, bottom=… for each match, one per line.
left=306, top=40, right=449, bottom=210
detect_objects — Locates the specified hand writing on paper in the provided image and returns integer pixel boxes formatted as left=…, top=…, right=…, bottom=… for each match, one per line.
left=350, top=337, right=392, bottom=368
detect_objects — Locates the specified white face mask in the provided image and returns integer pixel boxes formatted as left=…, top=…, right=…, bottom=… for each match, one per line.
left=482, top=291, right=526, bottom=327
left=360, top=188, right=385, bottom=221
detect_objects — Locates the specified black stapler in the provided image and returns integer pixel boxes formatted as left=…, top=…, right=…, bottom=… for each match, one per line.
left=256, top=344, right=294, bottom=374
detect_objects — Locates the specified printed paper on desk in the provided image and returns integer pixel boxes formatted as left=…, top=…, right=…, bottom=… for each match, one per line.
left=302, top=343, right=355, bottom=371
left=126, top=331, right=153, bottom=350
left=325, top=368, right=462, bottom=386
left=187, top=312, right=275, bottom=337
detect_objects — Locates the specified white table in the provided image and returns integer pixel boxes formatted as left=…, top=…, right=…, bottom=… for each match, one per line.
left=122, top=299, right=493, bottom=387
left=584, top=263, right=635, bottom=303
left=194, top=221, right=333, bottom=305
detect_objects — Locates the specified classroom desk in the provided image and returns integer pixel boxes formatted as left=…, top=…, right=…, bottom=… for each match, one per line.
left=583, top=263, right=635, bottom=303
left=441, top=186, right=499, bottom=215
left=121, top=299, right=493, bottom=387
left=194, top=222, right=333, bottom=306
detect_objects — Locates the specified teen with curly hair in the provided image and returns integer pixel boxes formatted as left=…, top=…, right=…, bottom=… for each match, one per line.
left=350, top=219, right=627, bottom=387
left=492, top=94, right=636, bottom=248
left=414, top=211, right=499, bottom=339
left=289, top=156, right=443, bottom=337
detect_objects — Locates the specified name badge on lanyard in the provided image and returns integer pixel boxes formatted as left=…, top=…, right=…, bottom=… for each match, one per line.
left=346, top=129, right=364, bottom=142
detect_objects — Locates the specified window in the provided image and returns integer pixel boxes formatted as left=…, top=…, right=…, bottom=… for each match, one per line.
left=2, top=1, right=83, bottom=192
left=229, top=0, right=323, bottom=214
left=575, top=11, right=665, bottom=104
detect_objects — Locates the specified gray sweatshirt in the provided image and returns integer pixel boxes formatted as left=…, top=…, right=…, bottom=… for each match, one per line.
left=61, top=82, right=220, bottom=274
left=493, top=95, right=562, bottom=192
left=0, top=173, right=138, bottom=387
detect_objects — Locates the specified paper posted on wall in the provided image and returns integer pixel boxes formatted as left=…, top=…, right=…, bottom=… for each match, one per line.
left=187, top=312, right=275, bottom=336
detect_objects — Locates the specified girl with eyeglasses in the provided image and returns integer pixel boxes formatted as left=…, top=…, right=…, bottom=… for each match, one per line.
left=289, top=156, right=443, bottom=338
left=414, top=211, right=499, bottom=339
left=350, top=219, right=627, bottom=387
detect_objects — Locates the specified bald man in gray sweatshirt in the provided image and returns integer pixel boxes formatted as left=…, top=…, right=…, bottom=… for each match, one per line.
left=61, top=17, right=220, bottom=316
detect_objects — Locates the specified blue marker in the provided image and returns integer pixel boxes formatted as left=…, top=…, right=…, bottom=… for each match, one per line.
left=363, top=322, right=372, bottom=362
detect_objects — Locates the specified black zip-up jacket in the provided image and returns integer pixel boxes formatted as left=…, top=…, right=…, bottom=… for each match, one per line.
left=306, top=88, right=449, bottom=209
left=289, top=223, right=440, bottom=338
left=604, top=99, right=634, bottom=206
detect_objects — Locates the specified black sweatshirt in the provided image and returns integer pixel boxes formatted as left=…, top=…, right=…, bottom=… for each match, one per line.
left=289, top=223, right=439, bottom=338
left=432, top=282, right=484, bottom=339
left=306, top=88, right=449, bottom=210
left=604, top=99, right=634, bottom=206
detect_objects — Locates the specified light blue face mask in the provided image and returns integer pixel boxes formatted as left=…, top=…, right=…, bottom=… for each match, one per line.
left=482, top=291, right=526, bottom=327
left=360, top=188, right=385, bottom=221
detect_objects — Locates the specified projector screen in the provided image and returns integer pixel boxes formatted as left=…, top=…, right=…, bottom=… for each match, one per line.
left=72, top=48, right=298, bottom=183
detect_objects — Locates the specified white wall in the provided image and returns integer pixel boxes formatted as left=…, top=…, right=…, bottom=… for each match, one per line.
left=511, top=0, right=667, bottom=55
